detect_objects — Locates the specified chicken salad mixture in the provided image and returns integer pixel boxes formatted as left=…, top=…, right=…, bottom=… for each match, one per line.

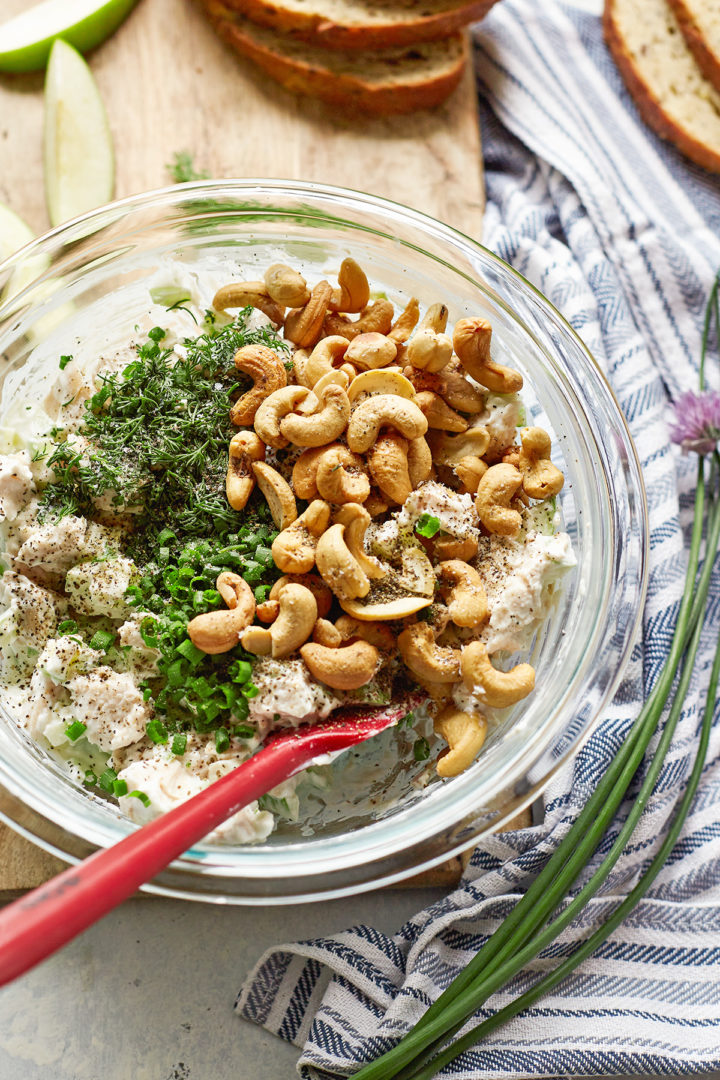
left=0, top=257, right=575, bottom=844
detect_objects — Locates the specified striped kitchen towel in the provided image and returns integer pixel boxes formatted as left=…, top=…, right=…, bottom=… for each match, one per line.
left=237, top=2, right=720, bottom=1074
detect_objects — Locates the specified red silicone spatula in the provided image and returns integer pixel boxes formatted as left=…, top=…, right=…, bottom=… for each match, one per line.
left=0, top=700, right=412, bottom=987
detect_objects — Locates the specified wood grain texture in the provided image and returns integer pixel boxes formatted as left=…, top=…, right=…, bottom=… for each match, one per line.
left=0, top=0, right=525, bottom=897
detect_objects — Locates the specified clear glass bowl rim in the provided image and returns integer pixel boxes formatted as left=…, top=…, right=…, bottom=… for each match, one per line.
left=0, top=179, right=649, bottom=903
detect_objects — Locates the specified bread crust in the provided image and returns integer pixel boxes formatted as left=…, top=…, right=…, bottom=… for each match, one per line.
left=200, top=0, right=466, bottom=115
left=667, top=0, right=720, bottom=90
left=604, top=0, right=720, bottom=173
left=216, top=0, right=497, bottom=50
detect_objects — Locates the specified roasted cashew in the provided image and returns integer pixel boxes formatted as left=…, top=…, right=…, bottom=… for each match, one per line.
left=230, top=344, right=288, bottom=426
left=365, top=491, right=390, bottom=517
left=347, top=368, right=416, bottom=403
left=428, top=425, right=491, bottom=466
left=316, top=446, right=370, bottom=504
left=437, top=561, right=488, bottom=628
left=252, top=461, right=297, bottom=530
left=475, top=463, right=523, bottom=537
left=264, top=263, right=310, bottom=308
left=333, top=503, right=387, bottom=581
left=291, top=446, right=326, bottom=500
left=517, top=427, right=564, bottom=500
left=266, top=583, right=317, bottom=658
left=240, top=625, right=272, bottom=656
left=406, top=303, right=453, bottom=373
left=346, top=394, right=427, bottom=453
left=329, top=258, right=370, bottom=314
left=416, top=391, right=468, bottom=432
left=212, top=282, right=284, bottom=326
left=389, top=297, right=420, bottom=344
left=315, top=522, right=370, bottom=601
left=340, top=594, right=431, bottom=621
left=454, top=455, right=488, bottom=494
left=334, top=614, right=395, bottom=653
left=408, top=436, right=433, bottom=487
left=226, top=431, right=265, bottom=511
left=271, top=499, right=331, bottom=574
left=303, top=336, right=349, bottom=387
left=313, top=618, right=342, bottom=648
left=300, top=640, right=379, bottom=690
left=453, top=317, right=523, bottom=394
left=434, top=706, right=487, bottom=778
left=256, top=600, right=279, bottom=623
left=461, top=641, right=535, bottom=706
left=408, top=359, right=486, bottom=414
left=285, top=281, right=333, bottom=348
left=280, top=383, right=351, bottom=448
left=345, top=333, right=397, bottom=371
left=434, top=535, right=479, bottom=561
left=397, top=622, right=462, bottom=684
left=367, top=433, right=412, bottom=505
left=270, top=573, right=332, bottom=618
left=187, top=572, right=255, bottom=655
left=324, top=300, right=394, bottom=341
left=312, top=369, right=350, bottom=397
left=253, top=385, right=311, bottom=450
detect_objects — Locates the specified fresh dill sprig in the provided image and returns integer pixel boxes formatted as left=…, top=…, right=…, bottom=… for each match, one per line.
left=41, top=310, right=288, bottom=563
left=168, top=151, right=210, bottom=184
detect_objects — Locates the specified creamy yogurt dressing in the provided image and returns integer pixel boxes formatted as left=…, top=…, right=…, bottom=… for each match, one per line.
left=0, top=258, right=576, bottom=845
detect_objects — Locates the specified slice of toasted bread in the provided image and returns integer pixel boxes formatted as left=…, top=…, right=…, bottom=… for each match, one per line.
left=604, top=0, right=720, bottom=173
left=668, top=0, right=720, bottom=90
left=215, top=0, right=497, bottom=50
left=200, top=0, right=466, bottom=114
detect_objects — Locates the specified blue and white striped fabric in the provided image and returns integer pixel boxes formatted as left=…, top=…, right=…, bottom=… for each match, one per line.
left=237, top=3, right=720, bottom=1073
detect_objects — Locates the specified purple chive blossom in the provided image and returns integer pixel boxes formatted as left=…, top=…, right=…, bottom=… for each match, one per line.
left=670, top=390, right=720, bottom=455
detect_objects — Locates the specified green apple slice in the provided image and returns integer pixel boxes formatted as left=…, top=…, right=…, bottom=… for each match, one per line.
left=0, top=0, right=139, bottom=73
left=0, top=202, right=45, bottom=305
left=44, top=38, right=114, bottom=227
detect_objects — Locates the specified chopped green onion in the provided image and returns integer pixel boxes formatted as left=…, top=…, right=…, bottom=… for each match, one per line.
left=415, top=513, right=441, bottom=538
left=97, top=768, right=118, bottom=793
left=176, top=639, right=205, bottom=666
left=89, top=629, right=116, bottom=652
left=59, top=354, right=73, bottom=370
left=57, top=619, right=78, bottom=636
left=214, top=727, right=230, bottom=754
left=82, top=769, right=97, bottom=788
left=65, top=720, right=87, bottom=741
left=112, top=779, right=128, bottom=797
left=233, top=724, right=255, bottom=739
left=146, top=718, right=168, bottom=744
left=171, top=733, right=187, bottom=756
left=413, top=736, right=431, bottom=762
left=128, top=790, right=151, bottom=808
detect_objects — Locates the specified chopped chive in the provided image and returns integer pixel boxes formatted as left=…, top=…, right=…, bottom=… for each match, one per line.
left=413, top=736, right=431, bottom=762
left=146, top=718, right=168, bottom=744
left=89, top=628, right=116, bottom=652
left=82, top=769, right=97, bottom=788
left=112, top=779, right=128, bottom=797
left=65, top=720, right=87, bottom=742
left=98, top=767, right=118, bottom=793
left=57, top=619, right=78, bottom=636
left=171, top=733, right=187, bottom=756
left=128, top=790, right=151, bottom=808
left=214, top=727, right=230, bottom=754
left=59, top=354, right=73, bottom=370
left=415, top=513, right=441, bottom=538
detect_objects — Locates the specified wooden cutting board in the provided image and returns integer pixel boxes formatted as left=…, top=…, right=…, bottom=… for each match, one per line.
left=0, top=0, right=523, bottom=896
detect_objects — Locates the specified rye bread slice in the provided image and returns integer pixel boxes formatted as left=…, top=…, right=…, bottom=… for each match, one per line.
left=668, top=0, right=720, bottom=90
left=604, top=0, right=720, bottom=173
left=200, top=0, right=466, bottom=114
left=215, top=0, right=498, bottom=50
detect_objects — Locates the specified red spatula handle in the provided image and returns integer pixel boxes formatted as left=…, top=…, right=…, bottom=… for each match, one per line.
left=0, top=736, right=308, bottom=987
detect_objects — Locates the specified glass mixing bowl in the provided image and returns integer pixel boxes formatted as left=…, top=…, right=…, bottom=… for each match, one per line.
left=0, top=181, right=647, bottom=903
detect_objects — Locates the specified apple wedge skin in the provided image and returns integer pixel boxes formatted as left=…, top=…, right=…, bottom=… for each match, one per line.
left=0, top=0, right=140, bottom=73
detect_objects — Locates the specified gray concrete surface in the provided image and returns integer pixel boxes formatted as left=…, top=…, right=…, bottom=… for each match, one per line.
left=0, top=888, right=444, bottom=1080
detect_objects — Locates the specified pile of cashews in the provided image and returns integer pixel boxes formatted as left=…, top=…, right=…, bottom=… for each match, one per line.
left=186, top=259, right=566, bottom=779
